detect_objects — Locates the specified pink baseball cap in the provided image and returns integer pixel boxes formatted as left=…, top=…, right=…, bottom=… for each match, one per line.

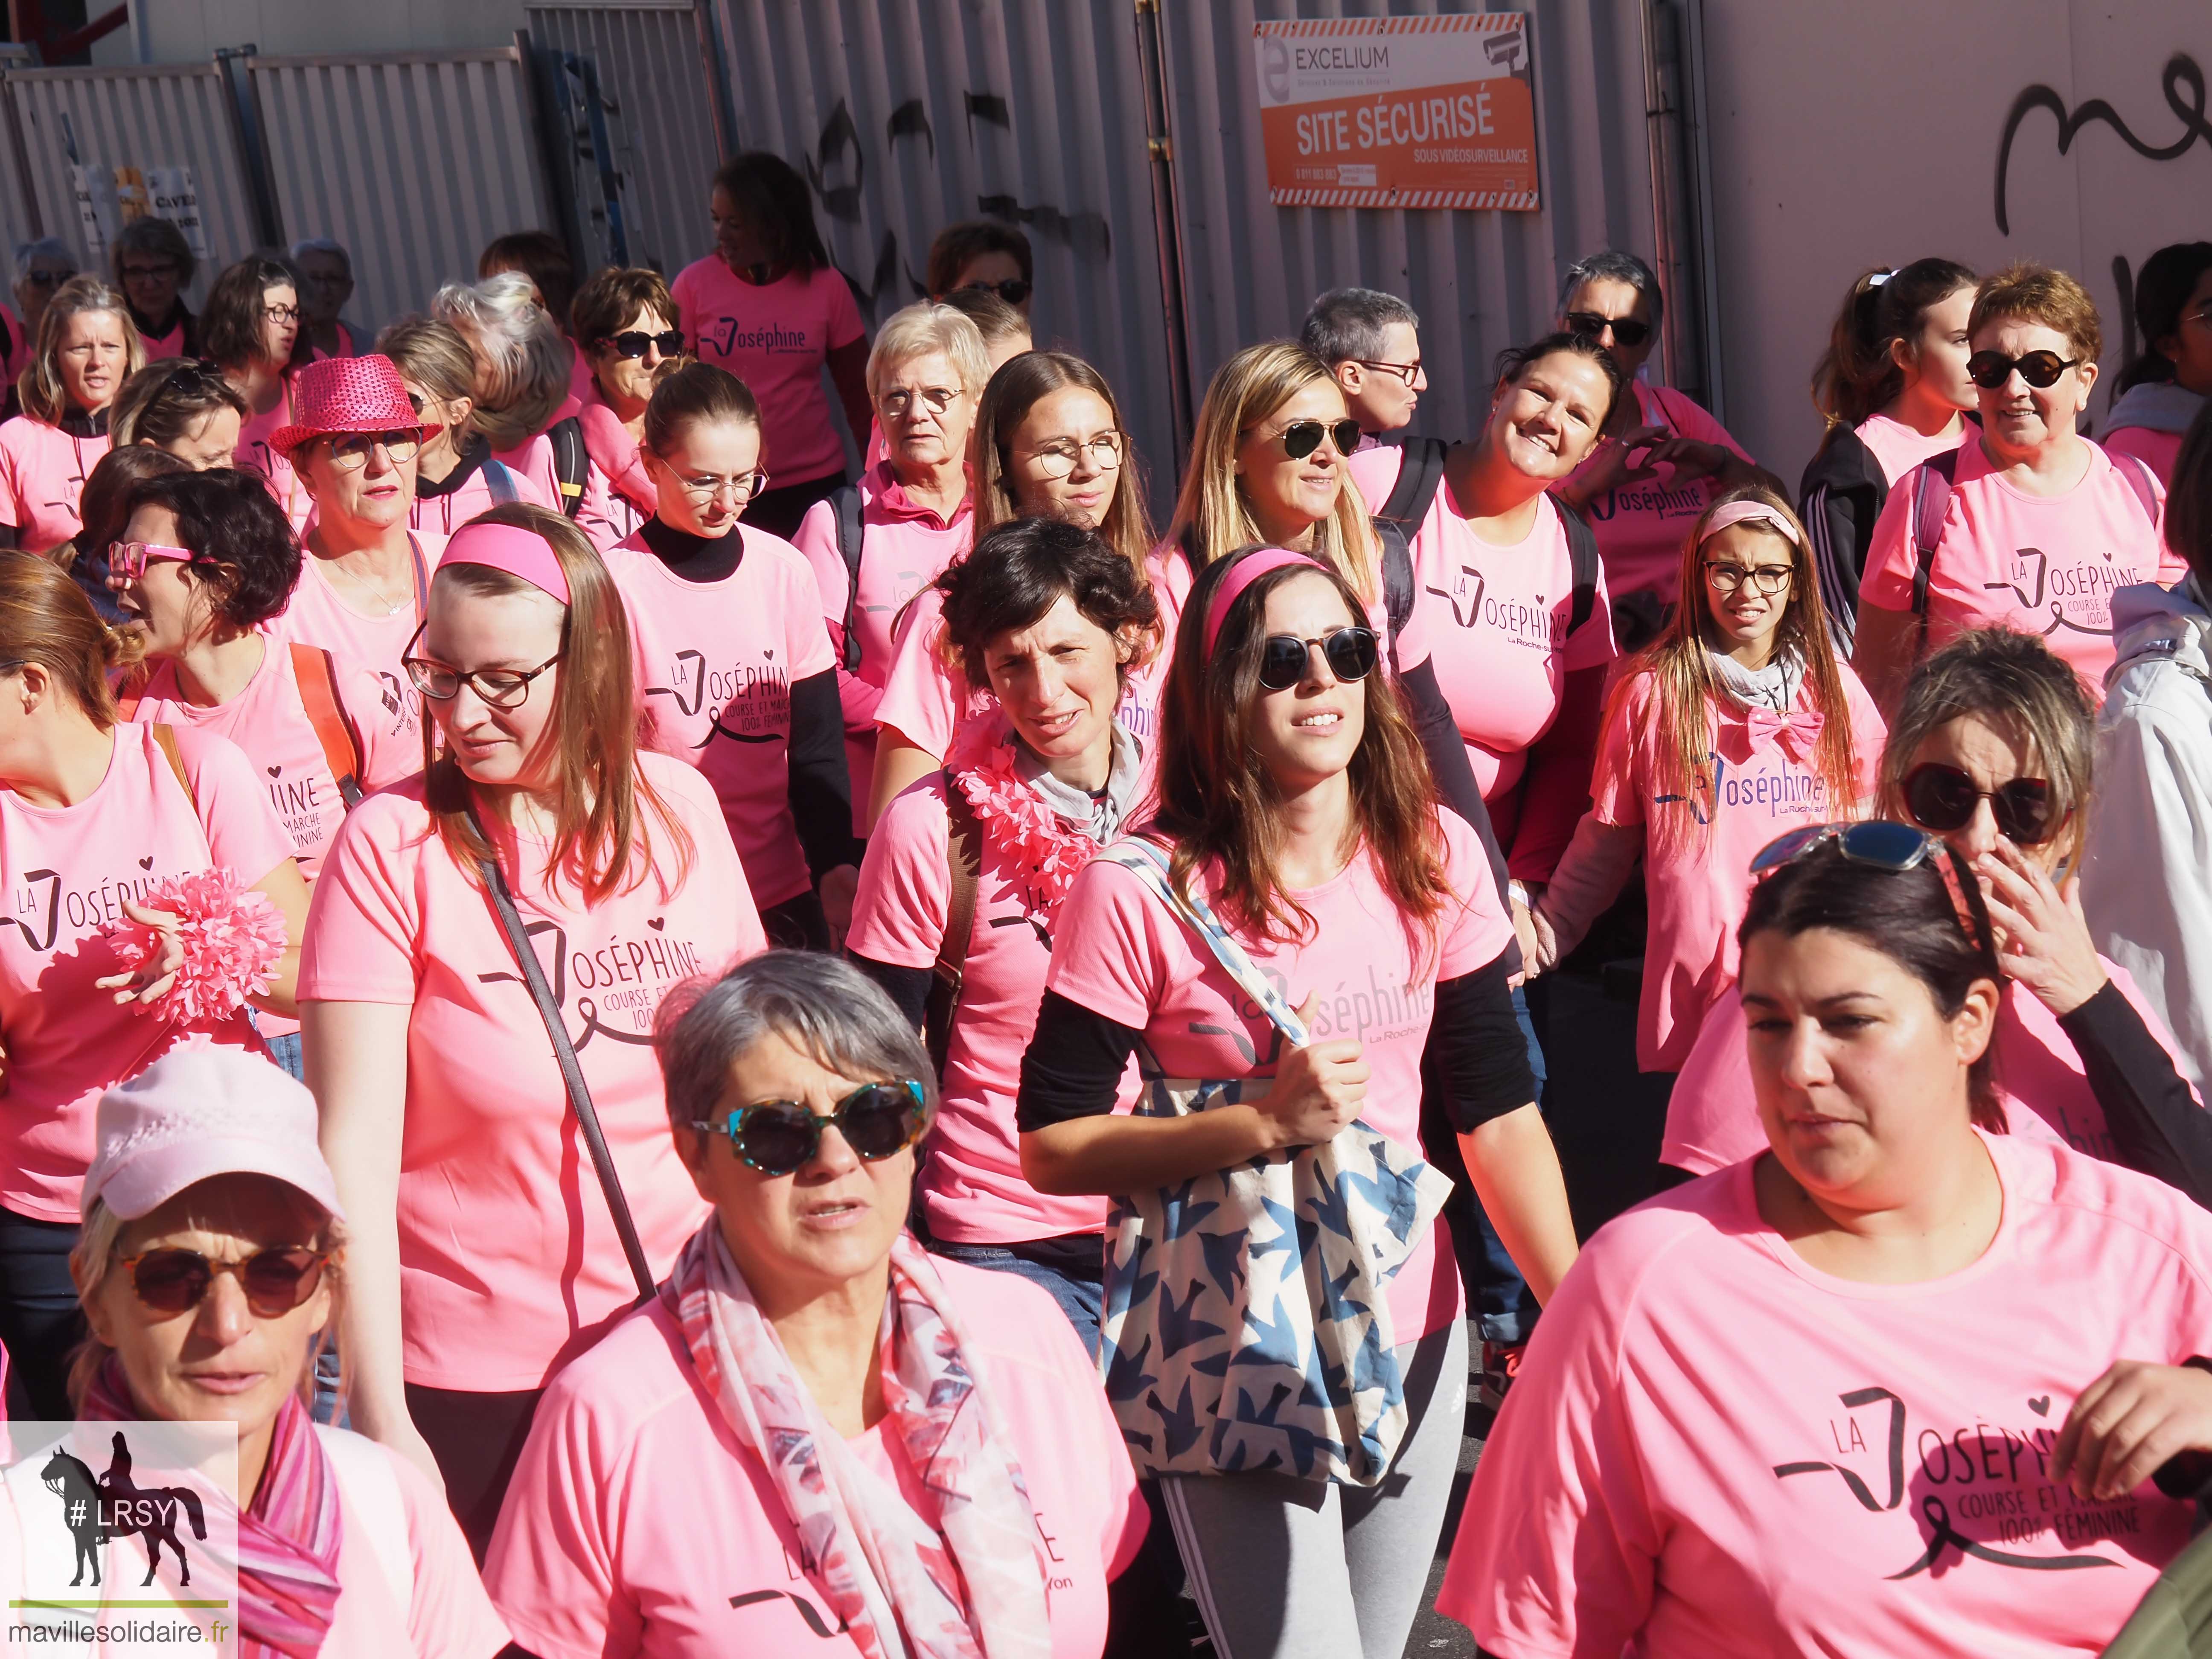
left=81, top=1038, right=346, bottom=1225
left=270, top=353, right=441, bottom=460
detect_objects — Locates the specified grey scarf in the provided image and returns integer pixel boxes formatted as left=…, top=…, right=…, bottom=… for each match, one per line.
left=1707, top=644, right=1805, bottom=713
left=1013, top=720, right=1144, bottom=844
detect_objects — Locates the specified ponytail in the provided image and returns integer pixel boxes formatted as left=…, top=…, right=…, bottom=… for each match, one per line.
left=1810, top=258, right=1976, bottom=429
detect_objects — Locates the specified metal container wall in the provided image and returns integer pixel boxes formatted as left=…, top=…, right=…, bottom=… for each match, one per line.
left=4, top=64, right=261, bottom=303
left=525, top=2, right=721, bottom=276
left=247, top=49, right=556, bottom=336
left=707, top=0, right=1182, bottom=520
left=1158, top=0, right=1661, bottom=447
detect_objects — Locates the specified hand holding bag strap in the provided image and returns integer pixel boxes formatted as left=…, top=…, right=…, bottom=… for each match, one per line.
left=466, top=804, right=658, bottom=1303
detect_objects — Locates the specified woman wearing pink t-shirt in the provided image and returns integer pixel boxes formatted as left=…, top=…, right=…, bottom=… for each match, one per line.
left=207, top=257, right=308, bottom=528
left=848, top=519, right=1158, bottom=1357
left=1800, top=257, right=1979, bottom=650
left=70, top=1044, right=509, bottom=1659
left=486, top=952, right=1147, bottom=1658
left=673, top=152, right=870, bottom=541
left=0, top=276, right=141, bottom=554
left=1019, top=549, right=1576, bottom=1659
left=0, top=553, right=307, bottom=1420
left=795, top=302, right=984, bottom=828
left=568, top=266, right=681, bottom=550
left=305, top=508, right=763, bottom=1553
left=1665, top=627, right=2201, bottom=1181
left=607, top=362, right=858, bottom=949
left=1857, top=262, right=2187, bottom=711
left=1533, top=488, right=1883, bottom=1073
left=112, top=218, right=197, bottom=363
left=1444, top=830, right=2212, bottom=1659
left=376, top=317, right=558, bottom=535
left=112, top=356, right=248, bottom=469
left=2103, top=242, right=2212, bottom=485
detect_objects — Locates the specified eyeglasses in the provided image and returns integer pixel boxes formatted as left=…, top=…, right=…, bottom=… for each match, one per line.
left=960, top=278, right=1031, bottom=307
left=691, top=1079, right=929, bottom=1176
left=878, top=384, right=965, bottom=420
left=1268, top=418, right=1362, bottom=461
left=675, top=468, right=769, bottom=506
left=262, top=303, right=300, bottom=325
left=108, top=540, right=194, bottom=580
left=1966, top=349, right=2081, bottom=390
left=20, top=270, right=66, bottom=289
left=320, top=430, right=422, bottom=470
left=1565, top=311, right=1652, bottom=349
left=1749, top=820, right=1995, bottom=958
left=119, top=262, right=179, bottom=282
left=402, top=623, right=563, bottom=709
left=1703, top=561, right=1793, bottom=595
left=598, top=329, right=684, bottom=360
left=116, top=1246, right=329, bottom=1318
left=1901, top=762, right=2058, bottom=846
left=1353, top=358, right=1425, bottom=387
left=1020, top=431, right=1125, bottom=478
left=1258, top=626, right=1379, bottom=692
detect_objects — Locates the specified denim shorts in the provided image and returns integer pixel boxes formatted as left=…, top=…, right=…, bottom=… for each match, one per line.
left=925, top=1239, right=1105, bottom=1361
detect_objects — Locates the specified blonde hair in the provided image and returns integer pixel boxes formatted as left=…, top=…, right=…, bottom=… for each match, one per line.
left=865, top=301, right=990, bottom=402
left=1165, top=340, right=1377, bottom=602
left=430, top=272, right=570, bottom=450
left=0, top=549, right=141, bottom=721
left=374, top=315, right=483, bottom=443
left=18, top=276, right=143, bottom=426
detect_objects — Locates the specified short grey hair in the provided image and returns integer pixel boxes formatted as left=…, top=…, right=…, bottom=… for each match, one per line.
left=1558, top=250, right=1665, bottom=330
left=289, top=238, right=351, bottom=274
left=431, top=271, right=571, bottom=450
left=14, top=237, right=73, bottom=279
left=865, top=300, right=991, bottom=401
left=654, top=951, right=939, bottom=1134
left=1299, top=287, right=1420, bottom=368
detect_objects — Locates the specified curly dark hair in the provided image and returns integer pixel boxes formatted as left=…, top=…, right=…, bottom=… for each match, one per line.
left=125, top=467, right=301, bottom=629
left=936, top=516, right=1160, bottom=697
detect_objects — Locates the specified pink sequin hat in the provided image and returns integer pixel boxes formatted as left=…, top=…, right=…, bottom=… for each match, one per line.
left=269, top=352, right=441, bottom=459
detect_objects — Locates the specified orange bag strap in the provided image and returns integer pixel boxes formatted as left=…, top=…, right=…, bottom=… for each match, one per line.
left=288, top=643, right=366, bottom=809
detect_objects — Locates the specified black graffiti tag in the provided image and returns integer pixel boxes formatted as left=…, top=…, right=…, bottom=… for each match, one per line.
left=1995, top=54, right=2212, bottom=235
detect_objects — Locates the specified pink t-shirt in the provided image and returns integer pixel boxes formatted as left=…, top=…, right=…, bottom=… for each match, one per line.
left=1345, top=435, right=1405, bottom=515
left=1439, top=1131, right=2212, bottom=1659
left=297, top=753, right=763, bottom=1389
left=605, top=527, right=839, bottom=912
left=1045, top=811, right=1516, bottom=1341
left=1591, top=665, right=1886, bottom=1071
left=1861, top=437, right=2186, bottom=694
left=319, top=1427, right=511, bottom=1659
left=671, top=260, right=865, bottom=487
left=138, top=316, right=187, bottom=361
left=484, top=1268, right=1147, bottom=1659
left=276, top=539, right=443, bottom=792
left=2104, top=424, right=2184, bottom=486
left=792, top=465, right=973, bottom=836
left=1856, top=410, right=1970, bottom=489
left=1662, top=958, right=2198, bottom=1176
left=0, top=416, right=108, bottom=553
left=847, top=773, right=1136, bottom=1243
left=572, top=383, right=653, bottom=552
left=1563, top=383, right=1753, bottom=607
left=236, top=386, right=311, bottom=530
left=0, top=723, right=294, bottom=1221
left=411, top=437, right=560, bottom=537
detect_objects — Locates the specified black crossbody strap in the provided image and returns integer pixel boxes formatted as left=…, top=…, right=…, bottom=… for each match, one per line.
left=469, top=810, right=656, bottom=1303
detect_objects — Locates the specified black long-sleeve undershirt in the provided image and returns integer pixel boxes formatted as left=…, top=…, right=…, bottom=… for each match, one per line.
left=1399, top=655, right=1512, bottom=912
left=851, top=952, right=932, bottom=1027
left=2059, top=980, right=2212, bottom=1212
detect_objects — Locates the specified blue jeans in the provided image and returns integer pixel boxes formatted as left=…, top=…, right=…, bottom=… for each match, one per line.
left=264, top=1030, right=304, bottom=1080
left=927, top=1239, right=1104, bottom=1360
left=1460, top=984, right=1548, bottom=1347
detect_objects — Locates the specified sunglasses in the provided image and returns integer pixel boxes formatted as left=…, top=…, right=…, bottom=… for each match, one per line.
left=1565, top=311, right=1652, bottom=348
left=691, top=1079, right=929, bottom=1176
left=1749, top=820, right=1994, bottom=957
left=1275, top=418, right=1362, bottom=461
left=960, top=278, right=1031, bottom=306
left=20, top=270, right=65, bottom=289
left=108, top=540, right=193, bottom=580
left=1258, top=625, right=1379, bottom=693
left=1966, top=349, right=2081, bottom=390
left=1902, top=762, right=2057, bottom=846
left=599, top=329, right=684, bottom=360
left=117, top=1246, right=329, bottom=1318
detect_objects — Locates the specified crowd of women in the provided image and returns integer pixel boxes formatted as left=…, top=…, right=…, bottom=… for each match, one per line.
left=2, top=146, right=2212, bottom=1659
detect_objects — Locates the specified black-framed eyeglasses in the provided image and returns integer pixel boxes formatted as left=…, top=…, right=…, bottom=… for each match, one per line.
left=597, top=329, right=684, bottom=360
left=1258, top=626, right=1378, bottom=693
left=1749, top=821, right=1995, bottom=958
left=1267, top=417, right=1362, bottom=461
left=1565, top=310, right=1651, bottom=348
left=960, top=277, right=1031, bottom=307
left=1353, top=358, right=1425, bottom=387
left=1703, top=561, right=1793, bottom=595
left=1902, top=763, right=2059, bottom=847
left=20, top=270, right=65, bottom=289
left=116, top=1245, right=329, bottom=1318
left=119, top=261, right=180, bottom=282
left=262, top=303, right=301, bottom=325
left=691, top=1079, right=929, bottom=1176
left=1967, top=349, right=2081, bottom=391
left=402, top=622, right=562, bottom=709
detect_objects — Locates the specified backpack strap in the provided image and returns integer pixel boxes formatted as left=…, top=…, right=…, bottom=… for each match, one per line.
left=2111, top=448, right=2162, bottom=528
left=548, top=416, right=588, bottom=518
left=407, top=535, right=430, bottom=617
left=1371, top=437, right=1449, bottom=654
left=921, top=773, right=982, bottom=1078
left=149, top=723, right=196, bottom=814
left=830, top=483, right=867, bottom=672
left=1909, top=448, right=1960, bottom=617
left=287, top=643, right=366, bottom=809
left=480, top=457, right=519, bottom=506
left=1555, top=495, right=1603, bottom=640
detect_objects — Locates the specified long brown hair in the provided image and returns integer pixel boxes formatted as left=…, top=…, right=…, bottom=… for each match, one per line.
left=0, top=549, right=140, bottom=725
left=970, top=351, right=1153, bottom=579
left=1633, top=483, right=1860, bottom=850
left=421, top=504, right=691, bottom=904
left=1152, top=550, right=1449, bottom=952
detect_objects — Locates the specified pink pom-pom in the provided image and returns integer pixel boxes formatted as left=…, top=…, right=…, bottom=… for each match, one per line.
left=108, top=868, right=289, bottom=1023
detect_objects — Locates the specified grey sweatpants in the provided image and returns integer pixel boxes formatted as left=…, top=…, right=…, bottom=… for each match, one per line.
left=1157, top=1316, right=1468, bottom=1659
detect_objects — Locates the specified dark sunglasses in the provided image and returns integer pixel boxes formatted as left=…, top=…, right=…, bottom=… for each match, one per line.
left=1277, top=418, right=1362, bottom=461
left=1966, top=349, right=2081, bottom=390
left=960, top=277, right=1031, bottom=306
left=1565, top=310, right=1652, bottom=348
left=1258, top=625, right=1378, bottom=692
left=599, top=329, right=684, bottom=359
left=1902, top=762, right=2057, bottom=846
left=117, top=1246, right=329, bottom=1317
left=1750, top=820, right=1994, bottom=958
left=692, top=1079, right=928, bottom=1176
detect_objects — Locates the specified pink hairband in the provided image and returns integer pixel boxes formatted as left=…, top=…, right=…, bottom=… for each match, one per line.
left=1203, top=548, right=1327, bottom=658
left=439, top=521, right=571, bottom=605
left=1699, top=500, right=1803, bottom=551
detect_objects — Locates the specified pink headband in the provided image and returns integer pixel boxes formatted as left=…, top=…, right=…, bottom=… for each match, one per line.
left=1699, top=500, right=1803, bottom=551
left=1204, top=548, right=1328, bottom=658
left=440, top=522, right=571, bottom=605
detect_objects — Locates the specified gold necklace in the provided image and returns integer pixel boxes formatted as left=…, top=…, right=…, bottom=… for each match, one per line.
left=322, top=554, right=410, bottom=617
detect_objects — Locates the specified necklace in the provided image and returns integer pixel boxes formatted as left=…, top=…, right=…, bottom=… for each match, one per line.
left=320, top=554, right=411, bottom=617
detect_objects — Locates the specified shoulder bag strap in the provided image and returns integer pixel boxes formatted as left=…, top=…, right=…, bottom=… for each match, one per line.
left=466, top=804, right=657, bottom=1303
left=922, top=772, right=982, bottom=1076
left=149, top=722, right=196, bottom=814
left=1556, top=495, right=1603, bottom=639
left=832, top=483, right=867, bottom=672
left=287, top=643, right=366, bottom=809
left=407, top=536, right=430, bottom=618
left=1095, top=841, right=1309, bottom=1045
left=2112, top=449, right=2161, bottom=528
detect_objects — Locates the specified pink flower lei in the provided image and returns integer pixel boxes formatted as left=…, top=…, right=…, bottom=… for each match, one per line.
left=946, top=718, right=1100, bottom=917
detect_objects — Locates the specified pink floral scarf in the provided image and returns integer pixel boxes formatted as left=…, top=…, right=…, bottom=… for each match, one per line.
left=945, top=715, right=1138, bottom=919
left=669, top=1223, right=1052, bottom=1659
